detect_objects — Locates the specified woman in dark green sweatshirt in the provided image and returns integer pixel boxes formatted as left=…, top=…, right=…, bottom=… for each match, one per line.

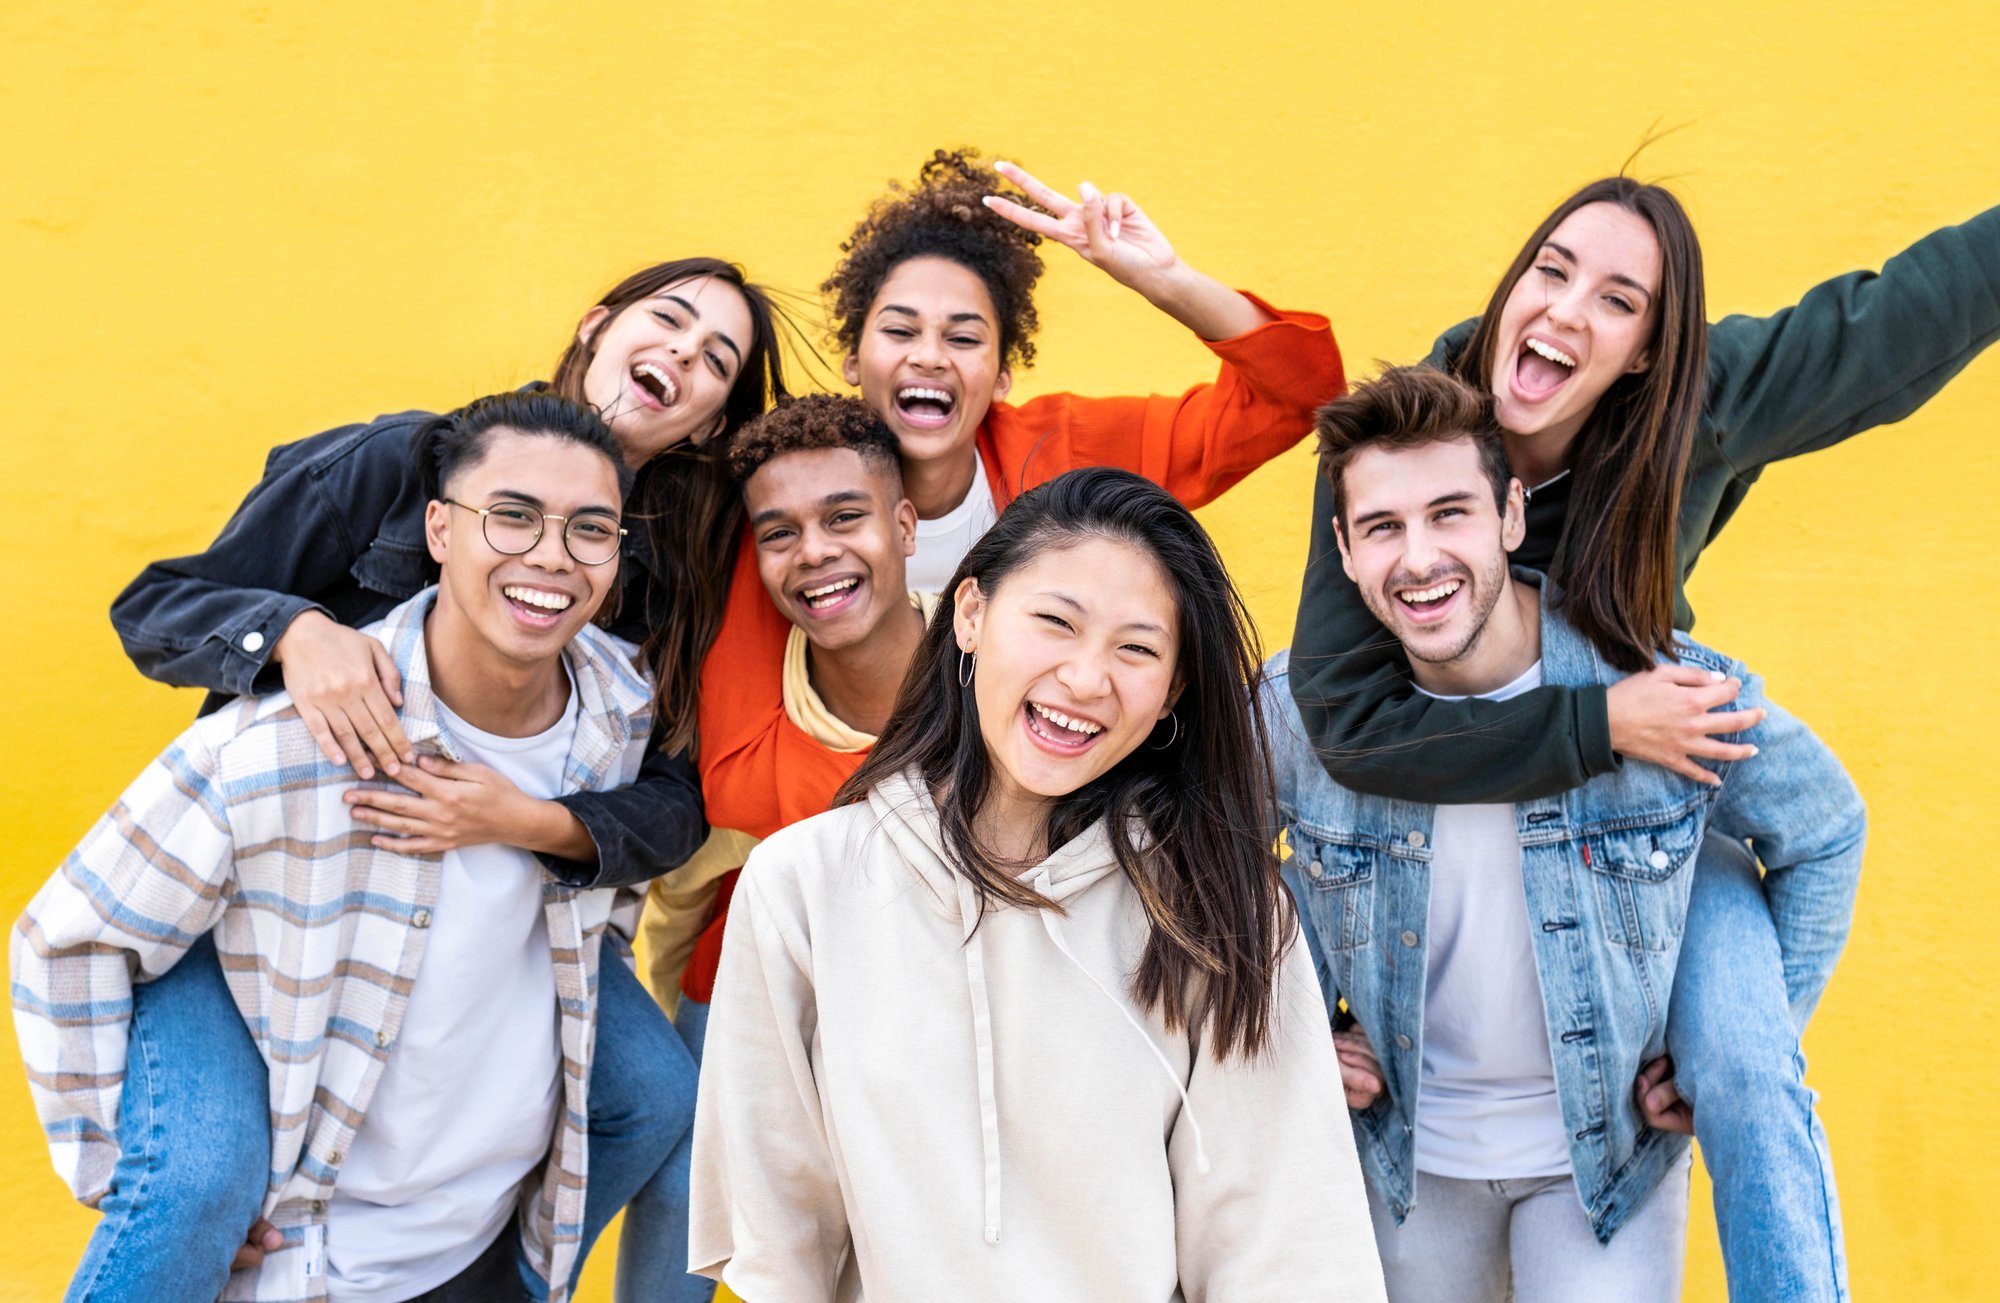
left=1286, top=178, right=1998, bottom=1301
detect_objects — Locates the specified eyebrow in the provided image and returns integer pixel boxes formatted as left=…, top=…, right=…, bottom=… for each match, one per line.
left=490, top=489, right=620, bottom=516
left=1541, top=242, right=1654, bottom=302
left=660, top=293, right=743, bottom=367
left=1041, top=589, right=1169, bottom=636
left=1349, top=490, right=1477, bottom=530
left=749, top=489, right=872, bottom=527
left=877, top=303, right=992, bottom=327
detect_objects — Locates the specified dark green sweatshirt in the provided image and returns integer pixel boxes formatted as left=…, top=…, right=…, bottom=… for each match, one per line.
left=1288, top=203, right=2000, bottom=803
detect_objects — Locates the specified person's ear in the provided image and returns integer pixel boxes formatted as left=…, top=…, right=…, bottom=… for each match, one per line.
left=576, top=304, right=611, bottom=351
left=1502, top=479, right=1527, bottom=553
left=895, top=497, right=918, bottom=557
left=1333, top=512, right=1357, bottom=584
left=992, top=367, right=1013, bottom=403
left=952, top=576, right=986, bottom=651
left=842, top=354, right=861, bottom=388
left=424, top=499, right=452, bottom=566
left=1626, top=346, right=1653, bottom=375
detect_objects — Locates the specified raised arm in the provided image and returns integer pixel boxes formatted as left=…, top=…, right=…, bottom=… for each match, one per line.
left=10, top=724, right=237, bottom=1206
left=1708, top=203, right=2000, bottom=472
left=687, top=859, right=851, bottom=1299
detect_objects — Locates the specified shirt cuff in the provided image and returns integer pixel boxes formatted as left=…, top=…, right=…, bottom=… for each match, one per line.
left=1574, top=682, right=1621, bottom=779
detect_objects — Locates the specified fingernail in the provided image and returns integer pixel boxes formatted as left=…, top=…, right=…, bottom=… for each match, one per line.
left=1747, top=745, right=1759, bottom=756
left=995, top=160, right=1013, bottom=171
left=1080, top=180, right=1099, bottom=199
left=1709, top=670, right=1726, bottom=681
left=1108, top=219, right=1121, bottom=240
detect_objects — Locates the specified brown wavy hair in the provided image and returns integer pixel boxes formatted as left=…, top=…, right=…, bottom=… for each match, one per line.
left=551, top=257, right=792, bottom=755
left=1456, top=178, right=1706, bottom=672
left=822, top=149, right=1046, bottom=370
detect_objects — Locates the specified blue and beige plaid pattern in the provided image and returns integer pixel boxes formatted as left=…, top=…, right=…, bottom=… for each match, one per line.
left=12, top=590, right=653, bottom=1301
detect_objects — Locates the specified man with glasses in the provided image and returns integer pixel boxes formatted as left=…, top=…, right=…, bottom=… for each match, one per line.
left=14, top=392, right=663, bottom=1302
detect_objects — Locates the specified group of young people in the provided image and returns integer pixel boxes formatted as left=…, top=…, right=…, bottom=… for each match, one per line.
left=10, top=147, right=1996, bottom=1302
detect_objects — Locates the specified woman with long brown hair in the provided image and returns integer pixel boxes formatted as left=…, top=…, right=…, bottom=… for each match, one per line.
left=1286, top=179, right=2000, bottom=1299
left=690, top=468, right=1384, bottom=1301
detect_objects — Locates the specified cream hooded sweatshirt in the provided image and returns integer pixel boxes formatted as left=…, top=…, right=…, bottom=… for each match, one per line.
left=689, top=769, right=1385, bottom=1302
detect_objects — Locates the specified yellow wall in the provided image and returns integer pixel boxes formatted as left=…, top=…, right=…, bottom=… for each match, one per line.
left=4, top=2, right=1995, bottom=1298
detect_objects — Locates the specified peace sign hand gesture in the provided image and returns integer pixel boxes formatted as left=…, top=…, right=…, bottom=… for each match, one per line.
left=982, top=161, right=1180, bottom=295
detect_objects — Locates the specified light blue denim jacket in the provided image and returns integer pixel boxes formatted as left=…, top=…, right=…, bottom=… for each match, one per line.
left=1262, top=575, right=1865, bottom=1242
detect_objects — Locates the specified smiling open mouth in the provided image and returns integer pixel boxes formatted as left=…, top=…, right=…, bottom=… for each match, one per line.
left=1396, top=579, right=1462, bottom=613
left=633, top=361, right=680, bottom=407
left=1514, top=337, right=1577, bottom=399
left=894, top=385, right=955, bottom=427
left=1024, top=700, right=1104, bottom=750
left=800, top=576, right=861, bottom=612
left=502, top=584, right=575, bottom=627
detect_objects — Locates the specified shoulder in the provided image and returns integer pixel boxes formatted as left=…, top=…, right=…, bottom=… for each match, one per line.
left=747, top=802, right=885, bottom=873
left=264, top=407, right=439, bottom=481
left=569, top=622, right=653, bottom=717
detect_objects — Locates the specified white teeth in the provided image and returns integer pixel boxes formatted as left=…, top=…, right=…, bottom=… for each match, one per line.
left=1525, top=338, right=1577, bottom=368
left=1400, top=580, right=1462, bottom=605
left=803, top=577, right=860, bottom=608
left=897, top=386, right=953, bottom=405
left=635, top=361, right=680, bottom=403
left=504, top=586, right=573, bottom=611
left=1030, top=702, right=1102, bottom=736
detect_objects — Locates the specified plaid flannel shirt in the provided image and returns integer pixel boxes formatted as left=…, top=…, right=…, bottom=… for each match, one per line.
left=11, top=590, right=653, bottom=1302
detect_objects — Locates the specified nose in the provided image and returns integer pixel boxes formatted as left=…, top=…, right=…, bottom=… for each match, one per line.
left=909, top=328, right=946, bottom=370
left=1052, top=643, right=1114, bottom=705
left=526, top=519, right=578, bottom=572
left=1545, top=280, right=1588, bottom=331
left=1401, top=521, right=1442, bottom=575
left=799, top=523, right=843, bottom=569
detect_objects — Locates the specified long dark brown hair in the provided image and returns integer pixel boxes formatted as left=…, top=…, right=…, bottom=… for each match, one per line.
left=550, top=257, right=792, bottom=755
left=837, top=468, right=1294, bottom=1061
left=1458, top=177, right=1707, bottom=671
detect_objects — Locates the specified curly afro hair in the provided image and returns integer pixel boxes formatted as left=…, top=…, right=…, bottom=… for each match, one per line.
left=822, top=148, right=1047, bottom=371
left=728, top=394, right=904, bottom=487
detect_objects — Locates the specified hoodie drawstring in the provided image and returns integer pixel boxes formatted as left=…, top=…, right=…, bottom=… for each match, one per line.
left=1032, top=870, right=1211, bottom=1176
left=957, top=875, right=1005, bottom=1245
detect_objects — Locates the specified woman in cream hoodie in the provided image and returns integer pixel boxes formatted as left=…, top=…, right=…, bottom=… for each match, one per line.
left=690, top=467, right=1384, bottom=1301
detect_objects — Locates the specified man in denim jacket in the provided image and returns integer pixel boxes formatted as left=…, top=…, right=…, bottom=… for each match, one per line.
left=1262, top=367, right=1864, bottom=1301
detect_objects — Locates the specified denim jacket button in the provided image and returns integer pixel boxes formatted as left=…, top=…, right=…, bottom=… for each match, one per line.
left=1395, top=1033, right=1413, bottom=1050
left=1406, top=830, right=1426, bottom=849
left=1400, top=930, right=1420, bottom=948
left=1648, top=849, right=1670, bottom=870
left=241, top=630, right=266, bottom=653
left=1305, top=860, right=1324, bottom=880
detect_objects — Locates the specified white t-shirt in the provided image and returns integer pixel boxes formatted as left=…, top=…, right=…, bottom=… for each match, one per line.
left=1411, top=660, right=1573, bottom=1180
left=906, top=453, right=1000, bottom=594
left=326, top=678, right=578, bottom=1300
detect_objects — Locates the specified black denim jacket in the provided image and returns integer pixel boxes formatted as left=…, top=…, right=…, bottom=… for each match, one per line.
left=109, top=406, right=705, bottom=889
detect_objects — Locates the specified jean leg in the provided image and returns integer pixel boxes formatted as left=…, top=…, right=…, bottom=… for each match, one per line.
left=67, top=934, right=270, bottom=1303
left=1669, top=832, right=1847, bottom=1303
left=1508, top=1155, right=1689, bottom=1303
left=1365, top=1171, right=1511, bottom=1303
left=673, top=996, right=710, bottom=1069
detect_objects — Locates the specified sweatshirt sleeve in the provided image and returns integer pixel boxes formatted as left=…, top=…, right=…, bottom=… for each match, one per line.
left=1286, top=472, right=1617, bottom=803
left=1707, top=204, right=2000, bottom=471
left=997, top=293, right=1343, bottom=508
left=1172, top=930, right=1386, bottom=1302
left=10, top=724, right=237, bottom=1206
left=688, top=857, right=852, bottom=1299
left=108, top=416, right=426, bottom=699
left=1703, top=673, right=1867, bottom=1027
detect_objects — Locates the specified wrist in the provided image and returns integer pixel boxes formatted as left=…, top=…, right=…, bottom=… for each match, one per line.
left=271, top=608, right=332, bottom=665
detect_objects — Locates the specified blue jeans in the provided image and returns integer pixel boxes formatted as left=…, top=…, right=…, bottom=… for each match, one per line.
left=66, top=933, right=269, bottom=1303
left=594, top=994, right=712, bottom=1303
left=1670, top=833, right=1849, bottom=1302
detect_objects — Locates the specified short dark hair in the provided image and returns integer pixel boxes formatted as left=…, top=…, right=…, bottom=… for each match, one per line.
left=727, top=394, right=903, bottom=489
left=413, top=390, right=632, bottom=503
left=1314, top=366, right=1511, bottom=530
left=822, top=148, right=1046, bottom=370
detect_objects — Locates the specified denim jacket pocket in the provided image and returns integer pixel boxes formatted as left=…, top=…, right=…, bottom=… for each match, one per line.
left=1292, top=833, right=1375, bottom=952
left=1580, top=803, right=1704, bottom=954
left=349, top=537, right=434, bottom=599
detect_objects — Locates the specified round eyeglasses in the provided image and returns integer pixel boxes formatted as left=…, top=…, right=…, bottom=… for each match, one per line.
left=443, top=499, right=627, bottom=566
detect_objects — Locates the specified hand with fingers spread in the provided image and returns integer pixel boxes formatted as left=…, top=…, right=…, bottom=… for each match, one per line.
left=982, top=160, right=1269, bottom=341
left=1333, top=1022, right=1387, bottom=1111
left=344, top=754, right=570, bottom=856
left=1634, top=1054, right=1695, bottom=1135
left=1607, top=663, right=1764, bottom=786
left=273, top=610, right=412, bottom=780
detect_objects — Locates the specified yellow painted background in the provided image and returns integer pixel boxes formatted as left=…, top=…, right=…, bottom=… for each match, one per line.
left=4, top=2, right=1995, bottom=1298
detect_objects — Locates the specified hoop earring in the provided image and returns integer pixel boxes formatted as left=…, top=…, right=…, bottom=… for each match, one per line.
left=1148, top=709, right=1181, bottom=750
left=958, top=648, right=976, bottom=688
